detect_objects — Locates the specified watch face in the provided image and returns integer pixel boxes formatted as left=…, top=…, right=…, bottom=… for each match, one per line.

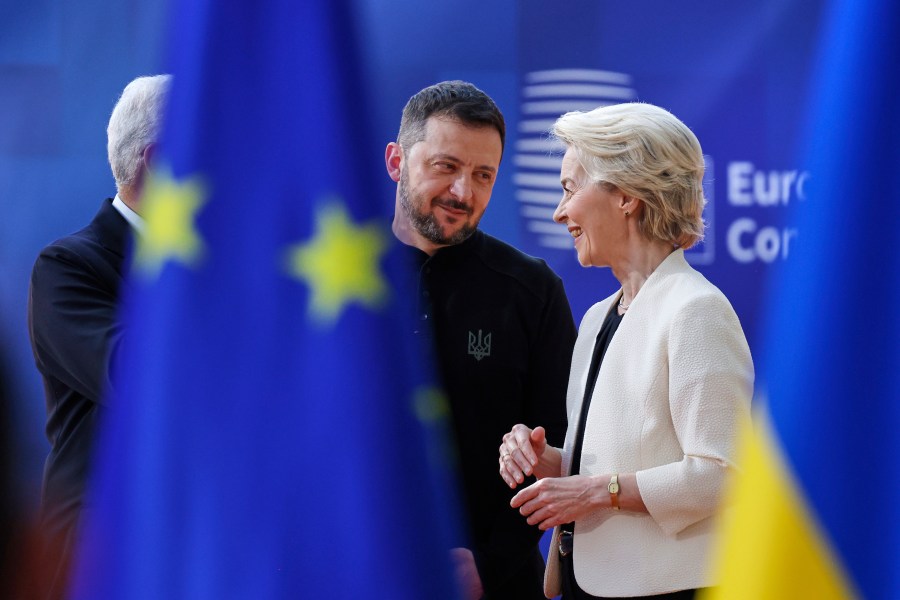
left=608, top=482, right=619, bottom=494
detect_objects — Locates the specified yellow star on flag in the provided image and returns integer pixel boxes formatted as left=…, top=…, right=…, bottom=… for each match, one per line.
left=286, top=201, right=389, bottom=324
left=411, top=387, right=456, bottom=468
left=412, top=387, right=450, bottom=423
left=134, top=167, right=207, bottom=278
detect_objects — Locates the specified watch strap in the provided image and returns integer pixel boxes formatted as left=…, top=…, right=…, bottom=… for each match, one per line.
left=608, top=474, right=620, bottom=510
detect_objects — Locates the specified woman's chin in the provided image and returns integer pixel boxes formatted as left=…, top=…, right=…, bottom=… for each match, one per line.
left=575, top=250, right=604, bottom=269
left=576, top=252, right=592, bottom=268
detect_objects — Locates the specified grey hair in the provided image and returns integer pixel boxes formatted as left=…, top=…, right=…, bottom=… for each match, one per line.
left=107, top=75, right=171, bottom=191
left=552, top=102, right=706, bottom=248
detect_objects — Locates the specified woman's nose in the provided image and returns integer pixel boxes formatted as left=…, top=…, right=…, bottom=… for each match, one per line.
left=553, top=198, right=566, bottom=223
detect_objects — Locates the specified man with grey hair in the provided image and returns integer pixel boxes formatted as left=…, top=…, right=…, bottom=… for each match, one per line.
left=27, top=74, right=169, bottom=598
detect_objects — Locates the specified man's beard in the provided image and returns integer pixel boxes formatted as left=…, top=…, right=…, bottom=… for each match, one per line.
left=399, top=168, right=477, bottom=246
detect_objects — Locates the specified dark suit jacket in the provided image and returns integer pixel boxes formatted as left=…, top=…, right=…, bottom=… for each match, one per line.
left=27, top=198, right=130, bottom=547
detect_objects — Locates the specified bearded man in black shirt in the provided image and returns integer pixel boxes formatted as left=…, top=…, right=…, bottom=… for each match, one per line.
left=384, top=80, right=577, bottom=599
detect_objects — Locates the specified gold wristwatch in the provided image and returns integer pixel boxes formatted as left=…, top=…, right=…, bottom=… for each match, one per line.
left=608, top=474, right=620, bottom=510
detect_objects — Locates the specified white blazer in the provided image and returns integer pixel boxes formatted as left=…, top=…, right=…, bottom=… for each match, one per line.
left=545, top=250, right=753, bottom=598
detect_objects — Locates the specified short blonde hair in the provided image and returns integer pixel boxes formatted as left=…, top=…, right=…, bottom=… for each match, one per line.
left=552, top=102, right=706, bottom=248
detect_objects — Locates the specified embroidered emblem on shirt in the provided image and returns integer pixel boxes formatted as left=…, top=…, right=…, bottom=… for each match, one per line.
left=468, top=330, right=492, bottom=361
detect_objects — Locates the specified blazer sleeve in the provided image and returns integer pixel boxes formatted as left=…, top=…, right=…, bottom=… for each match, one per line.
left=474, top=275, right=577, bottom=593
left=635, top=292, right=753, bottom=536
left=29, top=242, right=124, bottom=405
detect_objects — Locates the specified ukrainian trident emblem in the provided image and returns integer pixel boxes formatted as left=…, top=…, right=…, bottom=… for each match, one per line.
left=467, top=329, right=492, bottom=361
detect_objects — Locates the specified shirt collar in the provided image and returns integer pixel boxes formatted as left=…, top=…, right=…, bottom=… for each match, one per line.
left=112, top=194, right=146, bottom=235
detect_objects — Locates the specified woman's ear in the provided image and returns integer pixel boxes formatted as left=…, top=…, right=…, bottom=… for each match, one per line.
left=621, top=194, right=642, bottom=217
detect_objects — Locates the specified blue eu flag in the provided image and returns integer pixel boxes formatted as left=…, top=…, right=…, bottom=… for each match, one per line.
left=704, top=0, right=900, bottom=597
left=70, top=0, right=462, bottom=598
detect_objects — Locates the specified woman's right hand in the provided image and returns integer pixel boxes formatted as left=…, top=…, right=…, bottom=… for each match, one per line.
left=499, top=424, right=561, bottom=488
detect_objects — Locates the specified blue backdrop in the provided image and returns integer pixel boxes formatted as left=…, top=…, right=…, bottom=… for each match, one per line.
left=1, top=0, right=825, bottom=519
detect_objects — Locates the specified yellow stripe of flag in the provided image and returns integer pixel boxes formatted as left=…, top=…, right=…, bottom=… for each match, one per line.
left=702, top=413, right=858, bottom=600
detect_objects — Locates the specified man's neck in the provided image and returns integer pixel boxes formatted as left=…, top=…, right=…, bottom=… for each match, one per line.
left=112, top=193, right=146, bottom=234
left=117, top=186, right=141, bottom=215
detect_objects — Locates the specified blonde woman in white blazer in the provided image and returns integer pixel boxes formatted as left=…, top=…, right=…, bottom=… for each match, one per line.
left=498, top=103, right=753, bottom=600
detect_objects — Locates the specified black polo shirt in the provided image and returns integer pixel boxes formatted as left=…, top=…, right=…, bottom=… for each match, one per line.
left=404, top=229, right=577, bottom=598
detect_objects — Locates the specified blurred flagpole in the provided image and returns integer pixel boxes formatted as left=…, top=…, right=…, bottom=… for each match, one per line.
left=703, top=0, right=900, bottom=598
left=70, top=0, right=464, bottom=597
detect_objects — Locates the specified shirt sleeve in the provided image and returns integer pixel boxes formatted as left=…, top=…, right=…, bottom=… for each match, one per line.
left=527, top=276, right=577, bottom=447
left=635, top=292, right=753, bottom=536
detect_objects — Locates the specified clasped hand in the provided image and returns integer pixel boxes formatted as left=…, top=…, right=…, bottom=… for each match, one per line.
left=510, top=474, right=603, bottom=530
left=499, top=424, right=600, bottom=530
left=498, top=424, right=549, bottom=487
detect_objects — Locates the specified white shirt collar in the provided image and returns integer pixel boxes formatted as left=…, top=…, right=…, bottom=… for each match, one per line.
left=112, top=194, right=146, bottom=235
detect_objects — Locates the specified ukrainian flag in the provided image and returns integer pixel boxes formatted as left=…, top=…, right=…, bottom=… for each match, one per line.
left=69, top=0, right=462, bottom=598
left=705, top=0, right=900, bottom=598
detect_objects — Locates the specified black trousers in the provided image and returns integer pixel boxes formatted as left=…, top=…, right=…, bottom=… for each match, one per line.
left=481, top=546, right=547, bottom=600
left=560, top=550, right=699, bottom=600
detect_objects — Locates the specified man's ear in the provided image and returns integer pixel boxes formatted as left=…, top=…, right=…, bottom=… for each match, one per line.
left=385, top=142, right=403, bottom=183
left=142, top=143, right=158, bottom=173
left=131, top=143, right=158, bottom=200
